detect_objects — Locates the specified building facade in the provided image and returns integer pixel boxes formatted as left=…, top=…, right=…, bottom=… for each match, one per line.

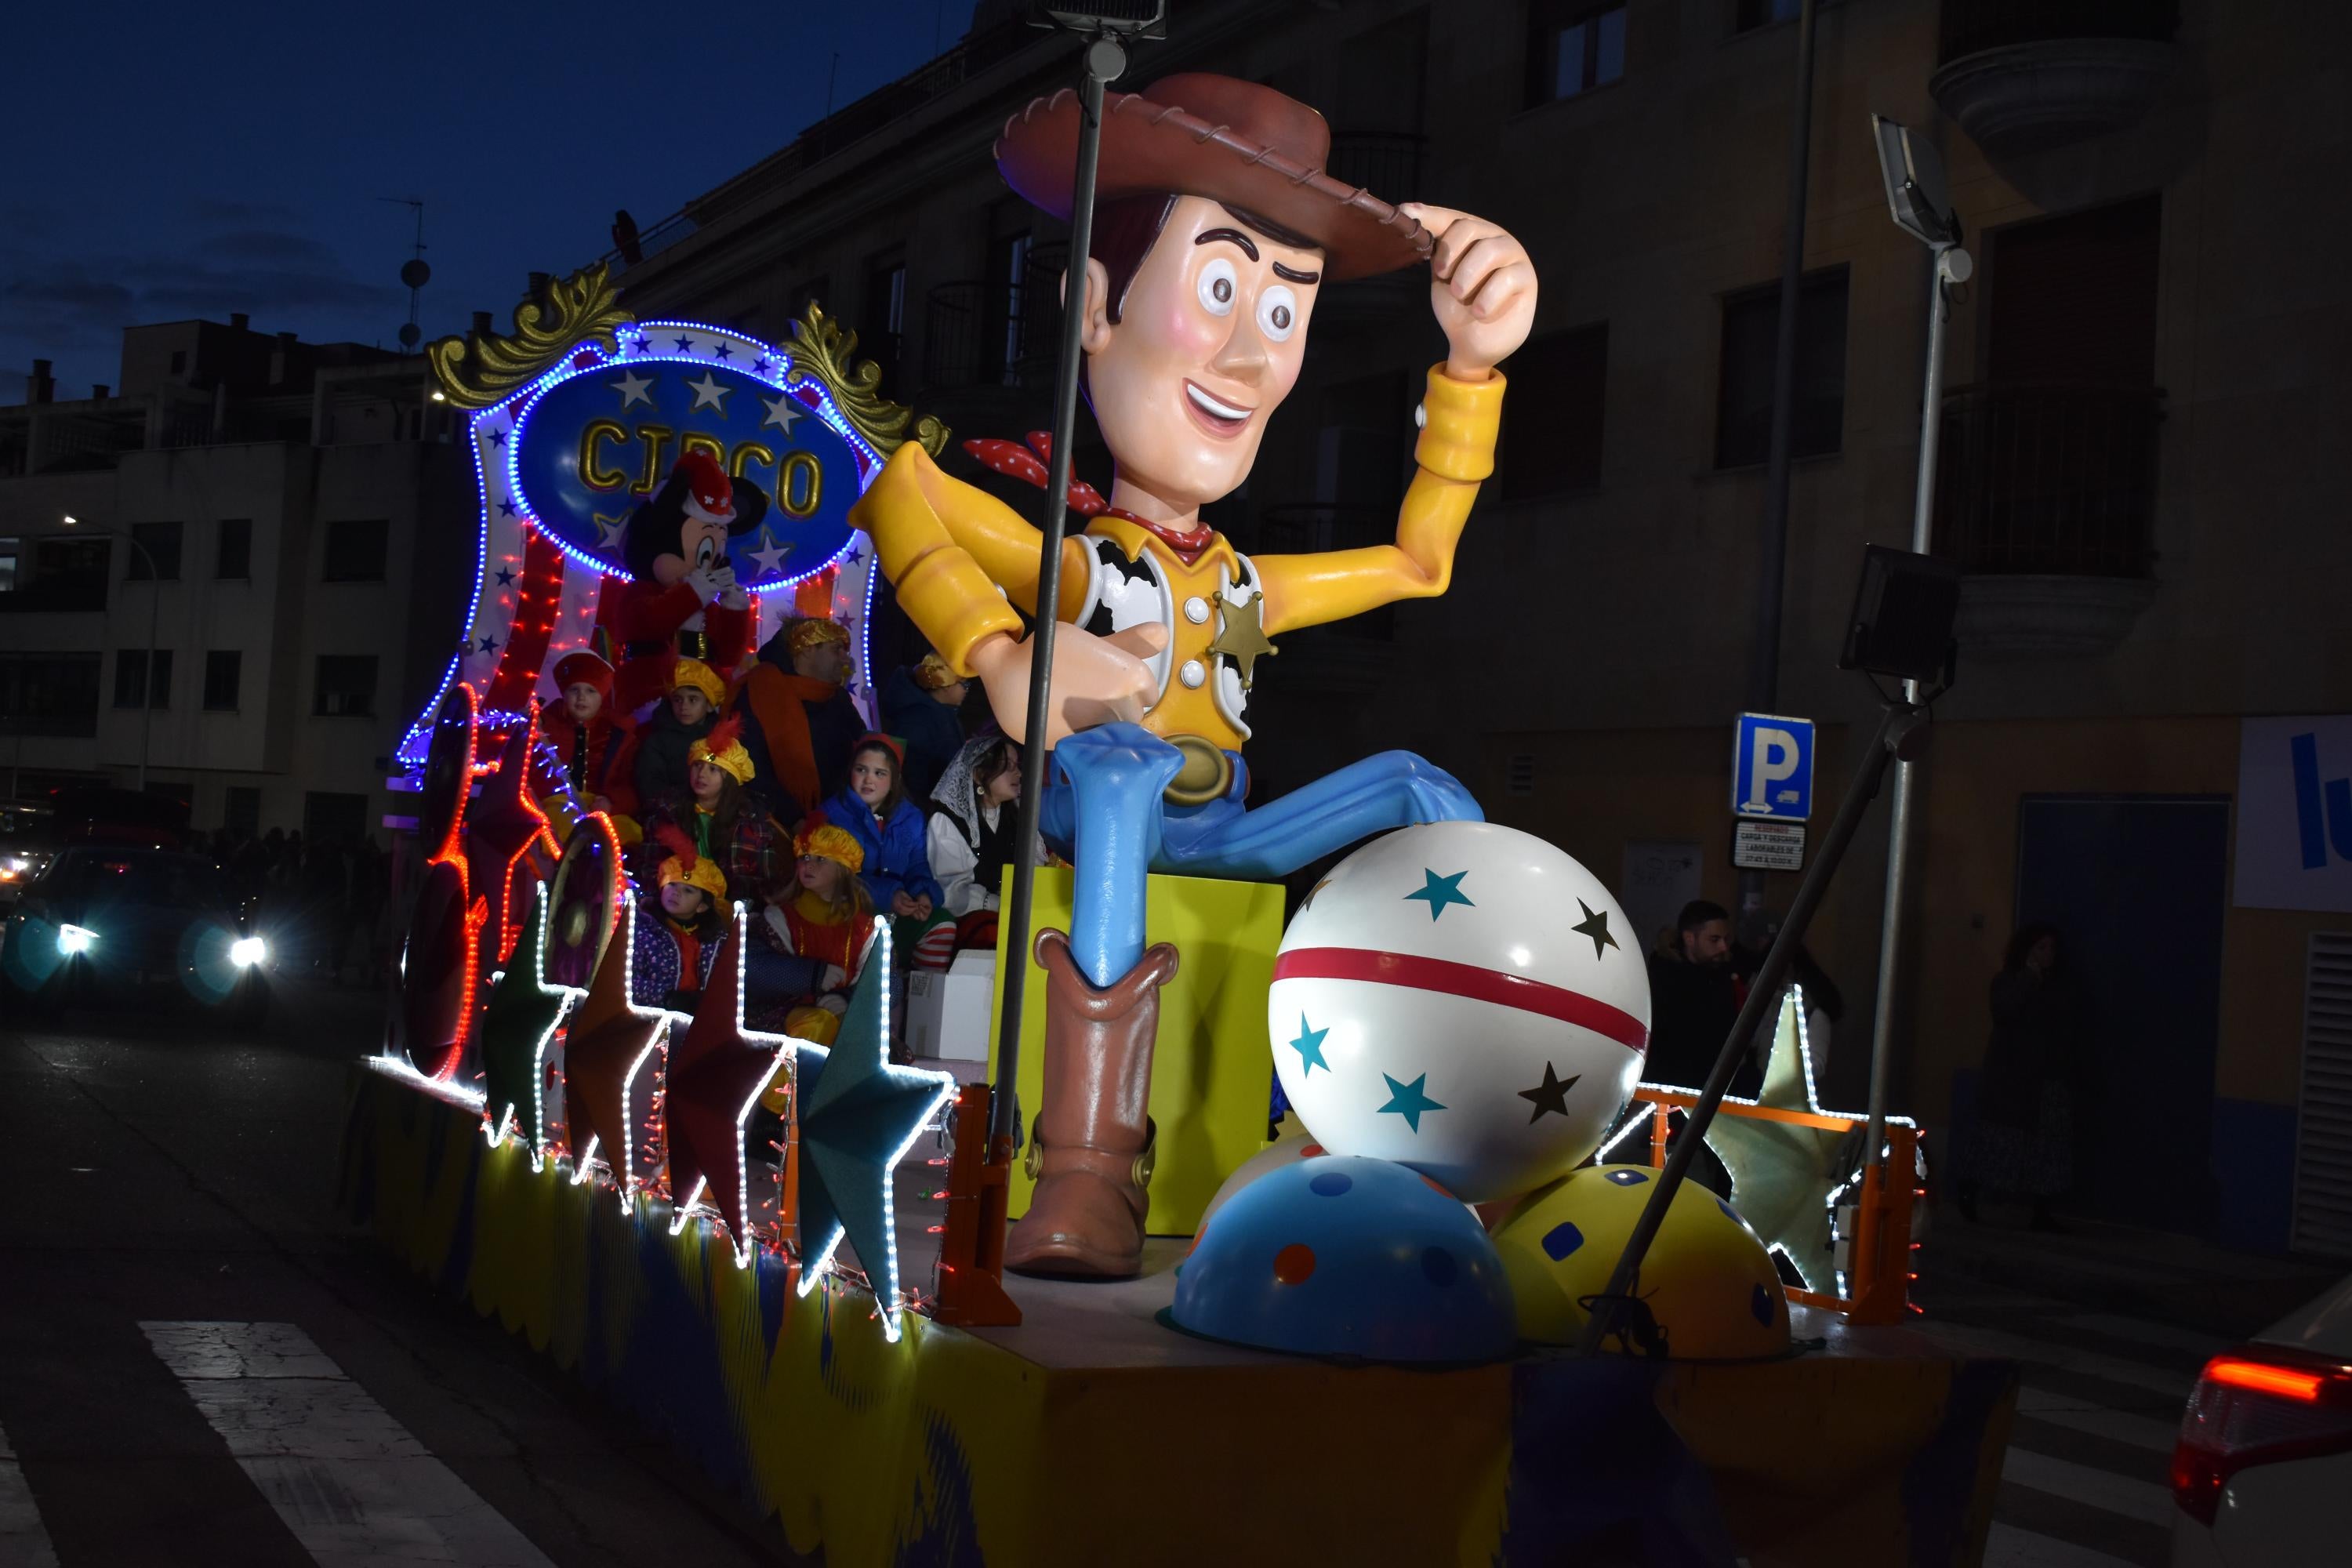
left=0, top=319, right=472, bottom=845
left=605, top=0, right=2347, bottom=1252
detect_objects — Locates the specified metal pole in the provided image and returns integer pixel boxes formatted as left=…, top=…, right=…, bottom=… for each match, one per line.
left=1579, top=696, right=1923, bottom=1358
left=1861, top=245, right=1962, bottom=1163
left=1738, top=0, right=1821, bottom=941
left=989, top=34, right=1125, bottom=1150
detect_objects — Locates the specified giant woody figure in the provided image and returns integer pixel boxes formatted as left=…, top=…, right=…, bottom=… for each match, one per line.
left=851, top=74, right=1536, bottom=1278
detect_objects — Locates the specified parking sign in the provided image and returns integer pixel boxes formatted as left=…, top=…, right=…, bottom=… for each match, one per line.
left=1733, top=713, right=1815, bottom=821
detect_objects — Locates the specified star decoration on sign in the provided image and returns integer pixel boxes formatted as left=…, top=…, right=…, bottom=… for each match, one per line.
left=684, top=371, right=731, bottom=413
left=793, top=925, right=956, bottom=1340
left=612, top=371, right=655, bottom=410
left=561, top=897, right=672, bottom=1211
left=1206, top=591, right=1277, bottom=689
left=1404, top=868, right=1474, bottom=921
left=1704, top=985, right=1846, bottom=1293
left=478, top=635, right=498, bottom=653
left=1288, top=1014, right=1330, bottom=1076
left=1377, top=1072, right=1446, bottom=1133
left=495, top=568, right=514, bottom=586
left=745, top=527, right=793, bottom=579
left=498, top=499, right=517, bottom=518
left=761, top=394, right=804, bottom=435
left=672, top=334, right=695, bottom=353
left=752, top=358, right=771, bottom=376
left=477, top=881, right=572, bottom=1159
left=711, top=341, right=732, bottom=360
left=489, top=428, right=506, bottom=448
left=592, top=511, right=630, bottom=554
left=1516, top=1062, right=1581, bottom=1123
left=665, top=908, right=792, bottom=1266
left=846, top=545, right=862, bottom=564
left=1572, top=899, right=1618, bottom=962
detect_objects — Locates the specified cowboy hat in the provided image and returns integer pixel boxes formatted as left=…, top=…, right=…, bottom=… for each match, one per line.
left=994, top=73, right=1432, bottom=284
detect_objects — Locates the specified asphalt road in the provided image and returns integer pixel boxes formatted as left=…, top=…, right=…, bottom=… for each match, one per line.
left=0, top=975, right=784, bottom=1566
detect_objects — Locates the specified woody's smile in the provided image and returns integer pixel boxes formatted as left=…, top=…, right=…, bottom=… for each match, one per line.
left=1182, top=379, right=1255, bottom=439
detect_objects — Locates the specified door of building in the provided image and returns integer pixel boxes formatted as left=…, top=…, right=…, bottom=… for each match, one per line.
left=2012, top=794, right=2230, bottom=1231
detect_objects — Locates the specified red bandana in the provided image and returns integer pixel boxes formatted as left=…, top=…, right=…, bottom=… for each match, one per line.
left=963, top=434, right=1218, bottom=568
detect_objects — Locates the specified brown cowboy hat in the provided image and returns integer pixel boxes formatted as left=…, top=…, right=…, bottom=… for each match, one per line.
left=995, top=73, right=1432, bottom=285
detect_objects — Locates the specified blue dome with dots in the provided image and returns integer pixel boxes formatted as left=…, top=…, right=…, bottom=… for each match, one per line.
left=1169, top=1155, right=1515, bottom=1363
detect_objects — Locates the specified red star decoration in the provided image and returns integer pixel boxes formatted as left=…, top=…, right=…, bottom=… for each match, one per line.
left=561, top=898, right=668, bottom=1208
left=665, top=910, right=790, bottom=1264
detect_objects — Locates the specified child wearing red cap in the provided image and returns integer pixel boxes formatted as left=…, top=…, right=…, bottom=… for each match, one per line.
left=534, top=649, right=639, bottom=832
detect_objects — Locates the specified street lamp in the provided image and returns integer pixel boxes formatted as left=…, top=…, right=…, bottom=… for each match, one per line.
left=63, top=514, right=163, bottom=793
left=1859, top=117, right=1973, bottom=1174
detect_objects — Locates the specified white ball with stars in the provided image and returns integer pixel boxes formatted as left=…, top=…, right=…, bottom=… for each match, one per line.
left=1267, top=821, right=1651, bottom=1203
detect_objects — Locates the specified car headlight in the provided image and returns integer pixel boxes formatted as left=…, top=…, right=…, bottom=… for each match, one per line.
left=58, top=923, right=97, bottom=955
left=230, top=935, right=267, bottom=968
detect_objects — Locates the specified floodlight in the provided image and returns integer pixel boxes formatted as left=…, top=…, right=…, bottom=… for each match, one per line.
left=1871, top=114, right=1959, bottom=249
left=1839, top=545, right=1959, bottom=687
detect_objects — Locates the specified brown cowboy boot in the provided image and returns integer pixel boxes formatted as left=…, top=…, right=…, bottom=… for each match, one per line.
left=1005, top=928, right=1180, bottom=1279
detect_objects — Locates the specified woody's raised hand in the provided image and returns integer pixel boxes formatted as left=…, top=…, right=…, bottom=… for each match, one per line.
left=1399, top=204, right=1537, bottom=381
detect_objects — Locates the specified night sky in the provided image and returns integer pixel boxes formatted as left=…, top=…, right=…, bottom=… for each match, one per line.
left=1, top=1, right=972, bottom=400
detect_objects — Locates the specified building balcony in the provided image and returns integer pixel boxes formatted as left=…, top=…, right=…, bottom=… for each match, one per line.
left=1934, top=382, right=2163, bottom=657
left=1931, top=0, right=2182, bottom=160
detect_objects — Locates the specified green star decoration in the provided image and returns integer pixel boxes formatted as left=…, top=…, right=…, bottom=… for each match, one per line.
left=1288, top=1014, right=1330, bottom=1076
left=1571, top=899, right=1618, bottom=961
left=1516, top=1062, right=1580, bottom=1123
left=1403, top=869, right=1474, bottom=921
left=1377, top=1072, right=1446, bottom=1133
left=1705, top=988, right=1843, bottom=1292
left=477, top=882, right=572, bottom=1156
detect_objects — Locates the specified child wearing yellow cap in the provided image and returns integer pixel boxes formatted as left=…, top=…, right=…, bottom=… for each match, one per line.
left=633, top=823, right=730, bottom=1013
left=634, top=713, right=784, bottom=907
left=750, top=822, right=877, bottom=1051
left=631, top=656, right=725, bottom=810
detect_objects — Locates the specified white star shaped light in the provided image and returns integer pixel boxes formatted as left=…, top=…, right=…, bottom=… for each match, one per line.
left=761, top=394, right=804, bottom=435
left=685, top=371, right=731, bottom=413
left=745, top=527, right=793, bottom=579
left=612, top=371, right=655, bottom=409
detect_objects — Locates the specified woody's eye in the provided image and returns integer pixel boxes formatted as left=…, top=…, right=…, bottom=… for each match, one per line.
left=1197, top=257, right=1238, bottom=316
left=1258, top=283, right=1299, bottom=342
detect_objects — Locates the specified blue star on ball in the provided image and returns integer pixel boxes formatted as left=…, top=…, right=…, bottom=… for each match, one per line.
left=1403, top=869, right=1473, bottom=921
left=1377, top=1072, right=1446, bottom=1133
left=1288, top=1014, right=1330, bottom=1076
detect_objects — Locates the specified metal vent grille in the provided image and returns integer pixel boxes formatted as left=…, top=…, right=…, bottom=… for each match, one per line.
left=1504, top=754, right=1536, bottom=797
left=2295, top=932, right=2352, bottom=1256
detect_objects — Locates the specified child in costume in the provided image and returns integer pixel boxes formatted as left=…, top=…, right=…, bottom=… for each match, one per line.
left=753, top=822, right=878, bottom=1046
left=632, top=656, right=724, bottom=808
left=846, top=73, right=1534, bottom=1278
left=636, top=717, right=784, bottom=906
left=819, top=733, right=946, bottom=935
left=534, top=650, right=639, bottom=839
left=881, top=651, right=968, bottom=807
left=633, top=824, right=728, bottom=1013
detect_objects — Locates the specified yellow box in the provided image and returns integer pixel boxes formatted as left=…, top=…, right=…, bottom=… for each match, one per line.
left=986, top=866, right=1283, bottom=1236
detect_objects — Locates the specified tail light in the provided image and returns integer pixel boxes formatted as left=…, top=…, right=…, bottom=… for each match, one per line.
left=2172, top=1345, right=2352, bottom=1526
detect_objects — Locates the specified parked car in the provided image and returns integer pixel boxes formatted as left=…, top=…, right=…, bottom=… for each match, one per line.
left=0, top=803, right=60, bottom=909
left=2171, top=1272, right=2352, bottom=1563
left=1, top=845, right=269, bottom=1025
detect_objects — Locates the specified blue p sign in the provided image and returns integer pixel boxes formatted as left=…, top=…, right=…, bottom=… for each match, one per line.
left=1733, top=713, right=1815, bottom=821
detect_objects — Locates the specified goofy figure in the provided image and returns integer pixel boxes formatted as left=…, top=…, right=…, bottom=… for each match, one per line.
left=850, top=74, right=1536, bottom=1279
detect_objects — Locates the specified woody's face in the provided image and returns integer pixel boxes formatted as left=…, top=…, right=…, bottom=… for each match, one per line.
left=1083, top=194, right=1323, bottom=513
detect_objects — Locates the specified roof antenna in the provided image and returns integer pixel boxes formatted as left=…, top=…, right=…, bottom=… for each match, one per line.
left=379, top=197, right=430, bottom=354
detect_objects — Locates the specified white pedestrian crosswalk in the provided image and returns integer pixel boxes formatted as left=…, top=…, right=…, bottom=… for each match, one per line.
left=0, top=1418, right=60, bottom=1568
left=140, top=1321, right=554, bottom=1568
left=1915, top=1287, right=2210, bottom=1568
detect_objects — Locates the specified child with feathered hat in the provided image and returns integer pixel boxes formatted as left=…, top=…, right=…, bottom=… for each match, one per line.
left=634, top=713, right=784, bottom=906
left=749, top=820, right=877, bottom=1047
left=632, top=822, right=729, bottom=1013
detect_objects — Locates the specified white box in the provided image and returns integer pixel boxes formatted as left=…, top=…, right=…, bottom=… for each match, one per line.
left=907, top=947, right=996, bottom=1062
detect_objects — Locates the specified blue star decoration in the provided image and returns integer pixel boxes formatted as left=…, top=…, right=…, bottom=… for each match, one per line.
left=1404, top=869, right=1474, bottom=921
left=478, top=634, right=498, bottom=652
left=489, top=428, right=506, bottom=447
left=751, top=357, right=771, bottom=376
left=1288, top=1014, right=1330, bottom=1076
left=498, top=499, right=517, bottom=517
left=711, top=341, right=732, bottom=359
left=632, top=335, right=652, bottom=353
left=1378, top=1072, right=1446, bottom=1133
left=673, top=333, right=695, bottom=353
left=495, top=567, right=515, bottom=586
left=792, top=924, right=956, bottom=1340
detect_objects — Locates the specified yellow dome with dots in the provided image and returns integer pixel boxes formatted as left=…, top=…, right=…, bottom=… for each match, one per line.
left=1490, top=1163, right=1791, bottom=1360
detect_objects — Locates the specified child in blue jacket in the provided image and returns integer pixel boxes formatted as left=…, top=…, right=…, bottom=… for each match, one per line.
left=819, top=733, right=946, bottom=921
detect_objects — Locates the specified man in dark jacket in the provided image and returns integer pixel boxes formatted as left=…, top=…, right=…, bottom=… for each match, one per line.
left=632, top=657, right=723, bottom=811
left=1644, top=899, right=1750, bottom=1094
left=732, top=617, right=865, bottom=820
left=880, top=652, right=967, bottom=807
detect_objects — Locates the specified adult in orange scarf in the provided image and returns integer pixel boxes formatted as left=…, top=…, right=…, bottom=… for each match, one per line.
left=729, top=617, right=866, bottom=820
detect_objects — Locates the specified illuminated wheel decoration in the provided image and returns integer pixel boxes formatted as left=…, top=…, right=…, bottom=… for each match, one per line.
left=398, top=859, right=474, bottom=1080
left=416, top=685, right=476, bottom=858
left=545, top=813, right=622, bottom=992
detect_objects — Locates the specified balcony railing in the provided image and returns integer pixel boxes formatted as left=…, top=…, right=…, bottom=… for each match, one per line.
left=1938, top=0, right=2180, bottom=66
left=1935, top=383, right=2161, bottom=577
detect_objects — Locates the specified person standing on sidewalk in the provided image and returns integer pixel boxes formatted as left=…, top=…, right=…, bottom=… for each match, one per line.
left=1961, top=924, right=2082, bottom=1231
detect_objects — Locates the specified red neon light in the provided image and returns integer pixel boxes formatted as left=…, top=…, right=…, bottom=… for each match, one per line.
left=2205, top=1356, right=2326, bottom=1402
left=1271, top=946, right=1649, bottom=1051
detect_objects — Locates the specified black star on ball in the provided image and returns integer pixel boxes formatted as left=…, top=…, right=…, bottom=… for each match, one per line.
left=1571, top=898, right=1618, bottom=962
left=1517, top=1062, right=1581, bottom=1123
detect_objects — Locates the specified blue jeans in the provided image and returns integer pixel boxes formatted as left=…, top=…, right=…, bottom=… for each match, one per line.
left=1035, top=723, right=1482, bottom=986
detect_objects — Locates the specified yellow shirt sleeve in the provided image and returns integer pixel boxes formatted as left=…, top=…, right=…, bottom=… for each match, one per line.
left=848, top=443, right=1091, bottom=677
left=1256, top=364, right=1504, bottom=637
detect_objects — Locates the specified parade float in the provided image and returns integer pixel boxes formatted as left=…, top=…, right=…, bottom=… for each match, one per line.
left=341, top=54, right=2009, bottom=1568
